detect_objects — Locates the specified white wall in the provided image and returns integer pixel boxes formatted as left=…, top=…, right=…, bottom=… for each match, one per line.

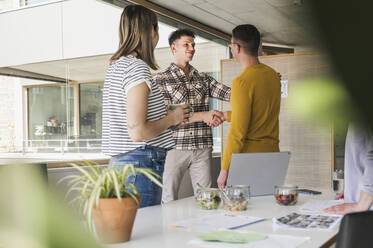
left=0, top=2, right=63, bottom=67
left=61, top=0, right=121, bottom=59
left=0, top=0, right=19, bottom=12
left=0, top=0, right=121, bottom=67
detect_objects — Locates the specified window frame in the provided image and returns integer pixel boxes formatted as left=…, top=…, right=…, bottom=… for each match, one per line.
left=23, top=81, right=103, bottom=149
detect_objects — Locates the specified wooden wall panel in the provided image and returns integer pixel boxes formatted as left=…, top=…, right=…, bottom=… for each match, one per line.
left=220, top=53, right=332, bottom=189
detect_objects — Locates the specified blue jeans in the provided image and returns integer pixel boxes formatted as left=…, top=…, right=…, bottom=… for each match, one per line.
left=109, top=145, right=167, bottom=208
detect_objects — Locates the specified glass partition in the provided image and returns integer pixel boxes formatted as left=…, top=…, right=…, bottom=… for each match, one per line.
left=26, top=84, right=74, bottom=153
left=77, top=82, right=103, bottom=152
left=0, top=0, right=229, bottom=156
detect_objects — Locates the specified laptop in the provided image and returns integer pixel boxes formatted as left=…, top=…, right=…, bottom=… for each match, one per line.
left=226, top=152, right=291, bottom=196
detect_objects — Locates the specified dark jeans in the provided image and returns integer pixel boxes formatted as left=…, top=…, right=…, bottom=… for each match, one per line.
left=109, top=145, right=167, bottom=208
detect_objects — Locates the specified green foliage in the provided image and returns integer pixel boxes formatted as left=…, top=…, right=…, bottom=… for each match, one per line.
left=198, top=231, right=267, bottom=244
left=59, top=163, right=162, bottom=233
left=0, top=164, right=101, bottom=248
left=288, top=77, right=357, bottom=129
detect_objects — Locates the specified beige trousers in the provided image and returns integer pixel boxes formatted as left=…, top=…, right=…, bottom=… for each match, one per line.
left=162, top=148, right=212, bottom=203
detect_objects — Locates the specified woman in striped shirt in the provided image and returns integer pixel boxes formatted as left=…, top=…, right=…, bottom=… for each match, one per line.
left=102, top=5, right=189, bottom=208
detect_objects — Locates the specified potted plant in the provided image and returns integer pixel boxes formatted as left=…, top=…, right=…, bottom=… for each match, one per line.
left=60, top=163, right=162, bottom=243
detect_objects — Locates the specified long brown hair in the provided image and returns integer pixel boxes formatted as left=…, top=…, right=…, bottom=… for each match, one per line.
left=110, top=5, right=159, bottom=70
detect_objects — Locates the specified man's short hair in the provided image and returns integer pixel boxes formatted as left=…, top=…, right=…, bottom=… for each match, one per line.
left=232, top=24, right=261, bottom=56
left=168, top=29, right=195, bottom=46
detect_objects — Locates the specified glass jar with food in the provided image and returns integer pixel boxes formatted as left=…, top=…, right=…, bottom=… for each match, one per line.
left=222, top=185, right=250, bottom=211
left=274, top=185, right=298, bottom=206
left=195, top=188, right=221, bottom=210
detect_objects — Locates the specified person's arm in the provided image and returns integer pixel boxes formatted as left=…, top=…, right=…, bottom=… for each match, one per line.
left=325, top=127, right=373, bottom=214
left=360, top=128, right=373, bottom=203
left=126, top=82, right=189, bottom=142
left=218, top=80, right=251, bottom=188
left=357, top=191, right=373, bottom=210
left=206, top=74, right=231, bottom=101
left=325, top=191, right=373, bottom=214
left=186, top=110, right=225, bottom=127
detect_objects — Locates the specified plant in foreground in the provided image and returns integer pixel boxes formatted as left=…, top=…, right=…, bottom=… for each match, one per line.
left=59, top=162, right=162, bottom=233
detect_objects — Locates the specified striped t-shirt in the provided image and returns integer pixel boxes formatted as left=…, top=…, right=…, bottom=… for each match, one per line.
left=102, top=55, right=174, bottom=156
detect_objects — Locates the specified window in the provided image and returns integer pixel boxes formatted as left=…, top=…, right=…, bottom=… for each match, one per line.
left=78, top=83, right=103, bottom=150
left=207, top=72, right=223, bottom=154
left=27, top=84, right=74, bottom=152
left=1, top=2, right=229, bottom=155
left=25, top=82, right=104, bottom=153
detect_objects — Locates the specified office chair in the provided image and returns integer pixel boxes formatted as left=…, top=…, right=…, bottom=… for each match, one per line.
left=336, top=211, right=373, bottom=248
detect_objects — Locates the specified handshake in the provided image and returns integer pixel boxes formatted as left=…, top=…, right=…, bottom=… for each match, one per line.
left=171, top=105, right=227, bottom=128
left=203, top=110, right=227, bottom=128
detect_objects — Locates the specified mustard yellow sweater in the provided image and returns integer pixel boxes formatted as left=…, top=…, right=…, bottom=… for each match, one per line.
left=221, top=63, right=281, bottom=170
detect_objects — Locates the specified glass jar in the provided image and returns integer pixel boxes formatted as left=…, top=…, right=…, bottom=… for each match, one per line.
left=222, top=185, right=250, bottom=211
left=195, top=188, right=221, bottom=210
left=274, top=185, right=298, bottom=206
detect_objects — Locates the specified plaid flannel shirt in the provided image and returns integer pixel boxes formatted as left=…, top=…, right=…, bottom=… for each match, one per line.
left=153, top=63, right=231, bottom=150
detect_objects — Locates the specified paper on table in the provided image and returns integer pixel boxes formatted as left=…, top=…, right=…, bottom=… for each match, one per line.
left=273, top=212, right=342, bottom=231
left=190, top=231, right=310, bottom=248
left=172, top=213, right=265, bottom=233
left=300, top=199, right=344, bottom=212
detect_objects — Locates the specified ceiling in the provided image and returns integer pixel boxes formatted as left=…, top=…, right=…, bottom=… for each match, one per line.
left=148, top=0, right=316, bottom=47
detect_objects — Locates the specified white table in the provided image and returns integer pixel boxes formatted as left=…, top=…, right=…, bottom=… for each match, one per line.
left=109, top=192, right=338, bottom=248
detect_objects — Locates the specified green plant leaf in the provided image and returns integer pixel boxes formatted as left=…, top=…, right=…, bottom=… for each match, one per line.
left=57, top=174, right=78, bottom=185
left=136, top=168, right=163, bottom=188
left=64, top=186, right=84, bottom=200
left=86, top=187, right=98, bottom=233
left=110, top=170, right=121, bottom=200
left=66, top=176, right=85, bottom=187
left=60, top=160, right=163, bottom=235
left=127, top=183, right=139, bottom=196
left=69, top=164, right=96, bottom=184
left=83, top=161, right=100, bottom=177
left=83, top=199, right=88, bottom=216
left=95, top=186, right=103, bottom=208
left=81, top=179, right=92, bottom=196
left=122, top=188, right=139, bottom=205
left=67, top=196, right=80, bottom=206
left=120, top=163, right=131, bottom=180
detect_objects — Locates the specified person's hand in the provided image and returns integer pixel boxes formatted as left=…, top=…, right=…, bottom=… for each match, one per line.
left=168, top=104, right=191, bottom=126
left=203, top=110, right=225, bottom=127
left=324, top=203, right=359, bottom=215
left=208, top=115, right=222, bottom=127
left=217, top=169, right=229, bottom=189
left=335, top=191, right=344, bottom=200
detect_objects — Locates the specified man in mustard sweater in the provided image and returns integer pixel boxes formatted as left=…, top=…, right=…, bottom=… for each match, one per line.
left=217, top=24, right=281, bottom=188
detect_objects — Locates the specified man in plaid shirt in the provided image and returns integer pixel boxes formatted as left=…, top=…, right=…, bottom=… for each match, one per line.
left=153, top=29, right=231, bottom=203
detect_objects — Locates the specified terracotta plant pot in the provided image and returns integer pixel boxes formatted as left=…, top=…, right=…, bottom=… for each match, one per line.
left=92, top=197, right=139, bottom=243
